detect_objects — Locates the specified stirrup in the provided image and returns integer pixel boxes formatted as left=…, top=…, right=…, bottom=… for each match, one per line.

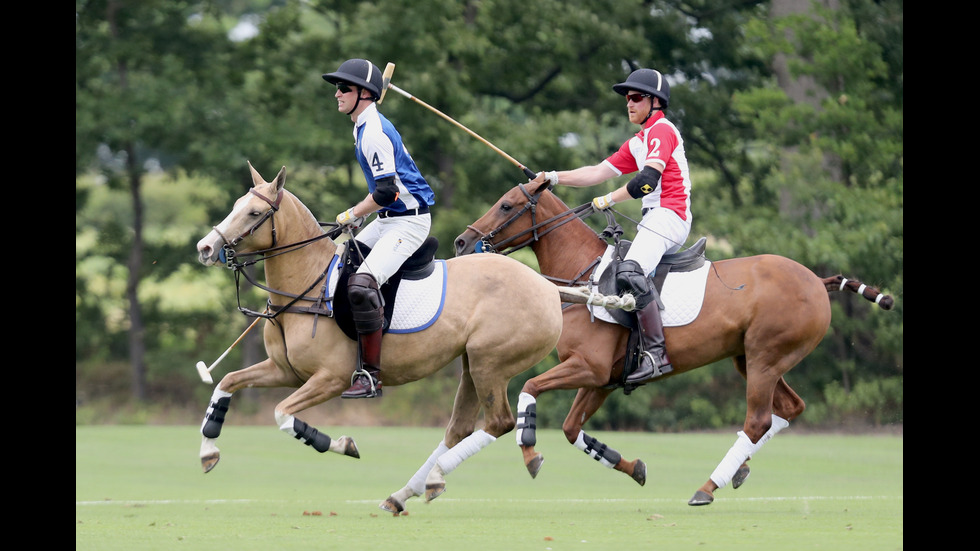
left=341, top=368, right=382, bottom=399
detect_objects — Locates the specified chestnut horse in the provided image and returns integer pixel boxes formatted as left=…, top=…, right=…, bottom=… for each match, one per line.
left=454, top=181, right=893, bottom=506
left=195, top=163, right=563, bottom=514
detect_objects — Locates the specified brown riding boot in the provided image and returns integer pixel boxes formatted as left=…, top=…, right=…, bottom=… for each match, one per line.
left=625, top=301, right=673, bottom=385
left=342, top=273, right=385, bottom=399
left=342, top=328, right=383, bottom=399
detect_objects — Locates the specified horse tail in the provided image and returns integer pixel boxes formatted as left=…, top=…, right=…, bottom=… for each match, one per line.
left=822, top=275, right=894, bottom=310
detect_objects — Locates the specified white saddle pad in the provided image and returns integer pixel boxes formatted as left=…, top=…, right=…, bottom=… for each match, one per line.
left=588, top=245, right=710, bottom=327
left=324, top=248, right=447, bottom=333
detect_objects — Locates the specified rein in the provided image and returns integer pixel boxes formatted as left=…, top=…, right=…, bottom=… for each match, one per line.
left=466, top=184, right=621, bottom=285
left=214, top=188, right=346, bottom=322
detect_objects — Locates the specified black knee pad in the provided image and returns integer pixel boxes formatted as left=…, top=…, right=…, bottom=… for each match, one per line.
left=348, top=273, right=384, bottom=332
left=615, top=260, right=653, bottom=309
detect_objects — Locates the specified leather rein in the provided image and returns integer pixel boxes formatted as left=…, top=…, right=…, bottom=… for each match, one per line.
left=464, top=184, right=622, bottom=286
left=212, top=187, right=343, bottom=321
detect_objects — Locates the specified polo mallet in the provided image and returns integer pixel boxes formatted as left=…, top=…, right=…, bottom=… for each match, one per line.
left=380, top=62, right=537, bottom=180
left=195, top=316, right=262, bottom=384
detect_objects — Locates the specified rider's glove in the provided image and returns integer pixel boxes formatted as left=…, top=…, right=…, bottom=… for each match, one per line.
left=592, top=193, right=615, bottom=211
left=336, top=208, right=365, bottom=229
left=540, top=171, right=559, bottom=186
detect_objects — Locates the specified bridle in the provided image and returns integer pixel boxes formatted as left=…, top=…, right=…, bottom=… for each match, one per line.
left=464, top=183, right=598, bottom=256
left=465, top=184, right=624, bottom=286
left=213, top=188, right=283, bottom=257
left=211, top=187, right=342, bottom=321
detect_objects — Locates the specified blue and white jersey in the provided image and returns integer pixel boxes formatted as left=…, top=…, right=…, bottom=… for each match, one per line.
left=353, top=103, right=435, bottom=213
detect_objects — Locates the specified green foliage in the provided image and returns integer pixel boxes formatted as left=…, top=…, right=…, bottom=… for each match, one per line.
left=76, top=0, right=902, bottom=428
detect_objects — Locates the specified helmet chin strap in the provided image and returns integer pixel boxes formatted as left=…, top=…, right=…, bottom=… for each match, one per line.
left=345, top=86, right=373, bottom=116
left=640, top=101, right=663, bottom=124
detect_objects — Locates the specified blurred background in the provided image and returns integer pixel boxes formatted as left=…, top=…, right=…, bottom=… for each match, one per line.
left=75, top=0, right=902, bottom=431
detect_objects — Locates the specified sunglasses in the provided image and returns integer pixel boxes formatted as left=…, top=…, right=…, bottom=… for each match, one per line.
left=626, top=93, right=651, bottom=104
left=336, top=83, right=353, bottom=94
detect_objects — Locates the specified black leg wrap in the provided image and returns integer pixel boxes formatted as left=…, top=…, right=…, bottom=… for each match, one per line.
left=516, top=403, right=537, bottom=446
left=583, top=432, right=622, bottom=466
left=293, top=418, right=332, bottom=453
left=202, top=396, right=231, bottom=439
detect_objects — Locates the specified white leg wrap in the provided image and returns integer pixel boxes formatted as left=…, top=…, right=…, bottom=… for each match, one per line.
left=516, top=392, right=536, bottom=446
left=275, top=410, right=296, bottom=435
left=408, top=441, right=449, bottom=495
left=710, top=415, right=789, bottom=488
left=435, top=430, right=496, bottom=475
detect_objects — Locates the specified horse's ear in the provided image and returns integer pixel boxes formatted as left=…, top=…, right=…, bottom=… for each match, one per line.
left=528, top=179, right=551, bottom=196
left=274, top=166, right=286, bottom=192
left=247, top=160, right=265, bottom=188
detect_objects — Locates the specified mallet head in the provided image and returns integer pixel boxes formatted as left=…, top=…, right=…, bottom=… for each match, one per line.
left=196, top=361, right=214, bottom=384
left=378, top=62, right=395, bottom=105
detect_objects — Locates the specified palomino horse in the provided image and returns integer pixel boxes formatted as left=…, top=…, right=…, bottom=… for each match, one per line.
left=454, top=181, right=894, bottom=506
left=195, top=163, right=563, bottom=514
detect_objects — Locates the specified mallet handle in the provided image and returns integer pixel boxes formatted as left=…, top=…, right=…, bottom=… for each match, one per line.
left=209, top=316, right=262, bottom=372
left=388, top=83, right=537, bottom=180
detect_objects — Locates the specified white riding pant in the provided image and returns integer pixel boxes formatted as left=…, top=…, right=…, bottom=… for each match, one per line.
left=625, top=207, right=691, bottom=276
left=354, top=213, right=431, bottom=285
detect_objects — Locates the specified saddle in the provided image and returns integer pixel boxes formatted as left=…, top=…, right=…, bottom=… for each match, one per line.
left=595, top=236, right=707, bottom=328
left=331, top=236, right=439, bottom=341
left=593, top=237, right=707, bottom=389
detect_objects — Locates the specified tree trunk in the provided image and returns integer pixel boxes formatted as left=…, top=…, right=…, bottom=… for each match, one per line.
left=126, top=144, right=147, bottom=401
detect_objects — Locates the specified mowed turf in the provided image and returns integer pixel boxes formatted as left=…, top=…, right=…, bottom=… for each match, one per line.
left=76, top=425, right=903, bottom=551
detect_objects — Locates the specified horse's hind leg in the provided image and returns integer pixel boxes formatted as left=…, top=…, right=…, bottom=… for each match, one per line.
left=689, top=358, right=797, bottom=506
left=200, top=358, right=301, bottom=473
left=273, top=370, right=360, bottom=460
left=384, top=357, right=481, bottom=512
left=423, top=355, right=496, bottom=502
left=425, top=350, right=528, bottom=503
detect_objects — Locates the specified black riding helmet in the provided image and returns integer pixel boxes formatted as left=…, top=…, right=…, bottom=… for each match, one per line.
left=322, top=59, right=384, bottom=100
left=612, top=68, right=670, bottom=109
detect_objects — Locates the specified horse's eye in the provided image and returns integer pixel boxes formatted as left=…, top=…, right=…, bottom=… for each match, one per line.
left=249, top=210, right=262, bottom=217
left=500, top=203, right=513, bottom=212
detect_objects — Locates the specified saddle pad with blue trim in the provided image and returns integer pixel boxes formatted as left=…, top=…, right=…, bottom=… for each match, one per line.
left=323, top=249, right=447, bottom=339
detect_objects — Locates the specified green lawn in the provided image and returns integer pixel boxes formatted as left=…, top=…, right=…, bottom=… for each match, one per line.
left=76, top=425, right=903, bottom=551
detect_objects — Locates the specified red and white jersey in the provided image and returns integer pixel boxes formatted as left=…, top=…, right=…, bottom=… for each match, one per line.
left=602, top=111, right=692, bottom=222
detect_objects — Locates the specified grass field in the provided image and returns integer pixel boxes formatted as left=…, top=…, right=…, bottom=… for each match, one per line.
left=76, top=425, right=902, bottom=550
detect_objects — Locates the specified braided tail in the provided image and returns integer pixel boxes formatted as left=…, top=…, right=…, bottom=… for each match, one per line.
left=822, top=275, right=894, bottom=310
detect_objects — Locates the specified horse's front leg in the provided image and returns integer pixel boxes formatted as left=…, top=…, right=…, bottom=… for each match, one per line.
left=561, top=387, right=646, bottom=486
left=516, top=349, right=618, bottom=478
left=200, top=358, right=300, bottom=473
left=273, top=369, right=360, bottom=459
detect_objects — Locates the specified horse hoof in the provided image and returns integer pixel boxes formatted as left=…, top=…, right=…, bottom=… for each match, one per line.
left=732, top=464, right=750, bottom=489
left=379, top=497, right=404, bottom=515
left=425, top=483, right=446, bottom=502
left=631, top=459, right=647, bottom=486
left=688, top=490, right=714, bottom=506
left=526, top=454, right=544, bottom=479
left=338, top=436, right=360, bottom=459
left=201, top=453, right=220, bottom=473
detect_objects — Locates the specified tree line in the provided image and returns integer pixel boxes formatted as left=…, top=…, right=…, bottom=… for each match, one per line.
left=75, top=0, right=902, bottom=430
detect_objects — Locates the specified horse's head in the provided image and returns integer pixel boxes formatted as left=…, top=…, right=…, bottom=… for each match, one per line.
left=454, top=180, right=554, bottom=257
left=197, top=161, right=286, bottom=266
